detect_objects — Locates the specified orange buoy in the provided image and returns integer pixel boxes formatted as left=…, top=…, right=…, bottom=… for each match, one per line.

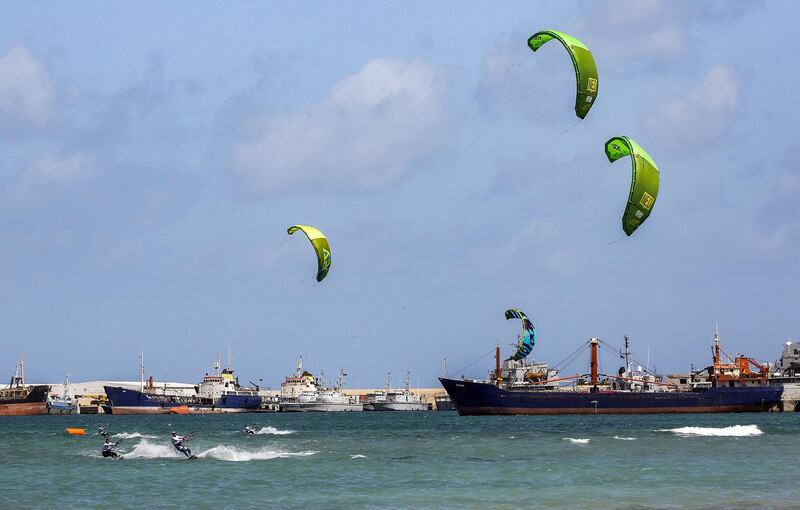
left=169, top=405, right=190, bottom=415
left=66, top=428, right=86, bottom=436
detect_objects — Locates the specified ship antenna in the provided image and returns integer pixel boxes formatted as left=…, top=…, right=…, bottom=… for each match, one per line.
left=386, top=371, right=391, bottom=391
left=139, top=351, right=145, bottom=392
left=227, top=348, right=232, bottom=371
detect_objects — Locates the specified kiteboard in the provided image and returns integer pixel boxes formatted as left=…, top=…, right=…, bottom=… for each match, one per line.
left=185, top=455, right=198, bottom=460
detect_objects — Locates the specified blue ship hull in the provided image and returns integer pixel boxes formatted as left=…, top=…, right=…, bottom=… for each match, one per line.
left=439, top=378, right=782, bottom=415
left=104, top=386, right=261, bottom=414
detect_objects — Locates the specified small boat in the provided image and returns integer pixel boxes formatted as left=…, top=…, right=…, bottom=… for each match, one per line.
left=47, top=374, right=78, bottom=415
left=169, top=405, right=190, bottom=415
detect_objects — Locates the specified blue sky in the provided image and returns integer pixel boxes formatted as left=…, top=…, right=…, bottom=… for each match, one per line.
left=1, top=1, right=798, bottom=387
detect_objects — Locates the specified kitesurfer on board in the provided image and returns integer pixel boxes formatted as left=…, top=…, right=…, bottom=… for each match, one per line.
left=171, top=431, right=193, bottom=457
left=101, top=437, right=122, bottom=459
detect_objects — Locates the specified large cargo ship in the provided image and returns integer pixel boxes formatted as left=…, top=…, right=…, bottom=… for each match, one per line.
left=104, top=354, right=261, bottom=414
left=441, top=327, right=782, bottom=415
left=0, top=355, right=49, bottom=416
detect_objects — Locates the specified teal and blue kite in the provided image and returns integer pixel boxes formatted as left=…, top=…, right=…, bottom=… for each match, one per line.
left=505, top=308, right=536, bottom=361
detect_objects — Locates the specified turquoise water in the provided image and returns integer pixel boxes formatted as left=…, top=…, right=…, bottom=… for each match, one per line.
left=2, top=412, right=799, bottom=509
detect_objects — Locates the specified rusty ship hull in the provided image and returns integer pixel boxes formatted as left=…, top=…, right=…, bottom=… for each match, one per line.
left=0, top=385, right=49, bottom=416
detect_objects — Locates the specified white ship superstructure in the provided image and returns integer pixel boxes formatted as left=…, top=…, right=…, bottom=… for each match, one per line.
left=279, top=357, right=362, bottom=412
left=368, top=371, right=427, bottom=411
left=47, top=373, right=77, bottom=414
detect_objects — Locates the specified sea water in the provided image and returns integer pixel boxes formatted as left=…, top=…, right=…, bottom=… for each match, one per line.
left=1, top=412, right=799, bottom=509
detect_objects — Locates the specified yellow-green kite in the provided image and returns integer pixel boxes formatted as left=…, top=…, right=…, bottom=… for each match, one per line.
left=287, top=225, right=331, bottom=282
left=604, top=136, right=660, bottom=236
left=527, top=30, right=598, bottom=119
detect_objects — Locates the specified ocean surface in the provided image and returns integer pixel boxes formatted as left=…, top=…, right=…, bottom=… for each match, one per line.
left=2, top=412, right=799, bottom=509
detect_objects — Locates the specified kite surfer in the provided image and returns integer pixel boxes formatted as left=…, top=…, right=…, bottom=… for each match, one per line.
left=101, top=437, right=122, bottom=459
left=171, top=431, right=194, bottom=458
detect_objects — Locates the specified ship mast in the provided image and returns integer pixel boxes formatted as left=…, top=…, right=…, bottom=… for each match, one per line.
left=712, top=324, right=721, bottom=387
left=495, top=340, right=502, bottom=387
left=385, top=371, right=392, bottom=392
left=10, top=354, right=25, bottom=388
left=590, top=338, right=599, bottom=392
left=214, top=353, right=222, bottom=377
left=139, top=351, right=145, bottom=392
left=623, top=336, right=631, bottom=375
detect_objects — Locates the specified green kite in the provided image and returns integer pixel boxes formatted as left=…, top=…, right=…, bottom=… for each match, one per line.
left=527, top=30, right=598, bottom=119
left=287, top=224, right=331, bottom=282
left=604, top=136, right=660, bottom=236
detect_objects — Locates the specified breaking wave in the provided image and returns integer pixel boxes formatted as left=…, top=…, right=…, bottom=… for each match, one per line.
left=198, top=445, right=317, bottom=462
left=563, top=438, right=590, bottom=445
left=614, top=436, right=637, bottom=441
left=123, top=439, right=181, bottom=459
left=112, top=432, right=158, bottom=439
left=350, top=454, right=367, bottom=459
left=255, top=426, right=295, bottom=436
left=121, top=439, right=316, bottom=462
left=659, top=425, right=763, bottom=437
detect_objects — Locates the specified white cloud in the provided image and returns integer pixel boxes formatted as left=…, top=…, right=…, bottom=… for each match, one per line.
left=577, top=0, right=693, bottom=63
left=233, top=58, right=450, bottom=194
left=20, top=152, right=95, bottom=187
left=0, top=44, right=56, bottom=130
left=3, top=152, right=96, bottom=207
left=648, top=65, right=741, bottom=146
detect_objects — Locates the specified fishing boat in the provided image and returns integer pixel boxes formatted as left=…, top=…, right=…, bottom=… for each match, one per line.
left=0, top=355, right=49, bottom=416
left=441, top=327, right=782, bottom=415
left=104, top=353, right=261, bottom=414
